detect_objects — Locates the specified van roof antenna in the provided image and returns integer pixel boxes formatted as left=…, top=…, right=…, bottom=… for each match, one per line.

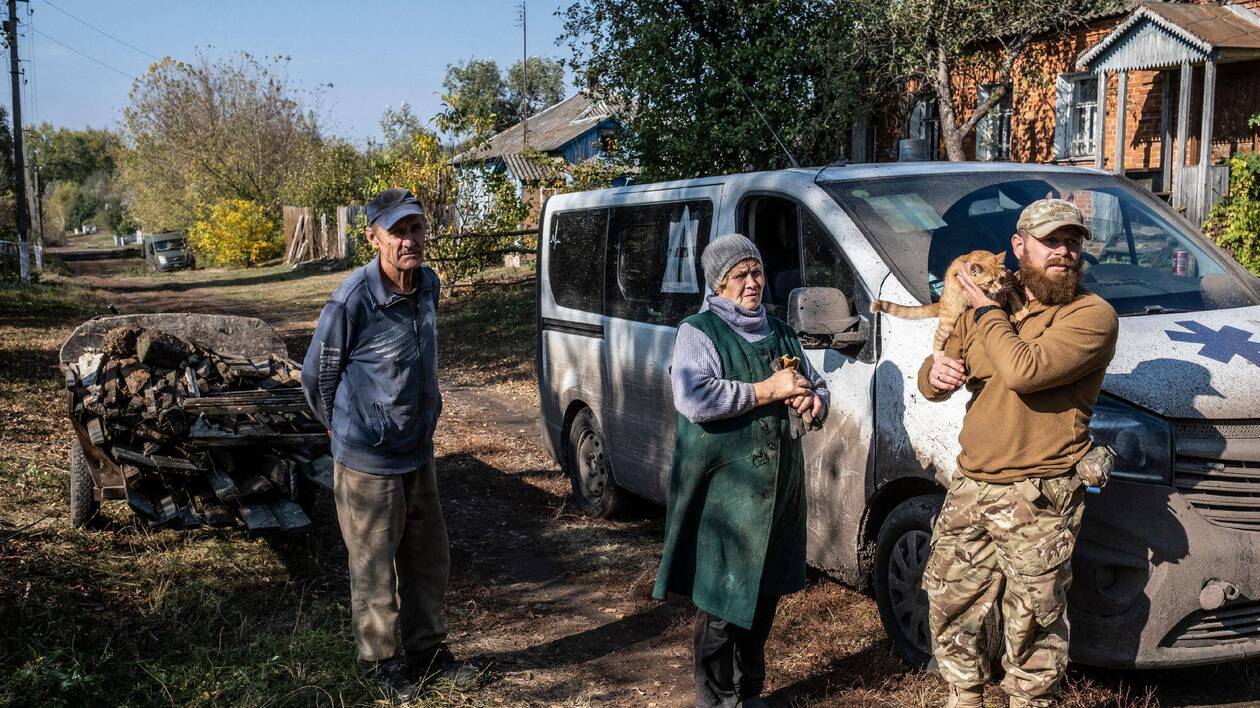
left=734, top=82, right=801, bottom=169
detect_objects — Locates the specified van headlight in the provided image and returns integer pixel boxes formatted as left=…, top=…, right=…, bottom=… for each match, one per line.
left=1090, top=395, right=1172, bottom=484
left=157, top=255, right=169, bottom=264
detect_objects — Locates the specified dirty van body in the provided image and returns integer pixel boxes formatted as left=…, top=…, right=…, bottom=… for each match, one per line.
left=535, top=162, right=1260, bottom=670
left=143, top=233, right=195, bottom=272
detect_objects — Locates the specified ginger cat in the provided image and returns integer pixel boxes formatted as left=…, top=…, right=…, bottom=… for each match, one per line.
left=870, top=250, right=1022, bottom=360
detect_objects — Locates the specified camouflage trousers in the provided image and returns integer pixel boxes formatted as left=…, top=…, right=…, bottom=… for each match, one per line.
left=923, top=474, right=1084, bottom=706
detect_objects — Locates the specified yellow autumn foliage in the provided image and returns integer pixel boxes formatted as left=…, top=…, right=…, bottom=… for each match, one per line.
left=188, top=199, right=283, bottom=267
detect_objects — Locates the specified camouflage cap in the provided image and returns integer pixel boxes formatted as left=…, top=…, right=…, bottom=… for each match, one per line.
left=1016, top=198, right=1091, bottom=240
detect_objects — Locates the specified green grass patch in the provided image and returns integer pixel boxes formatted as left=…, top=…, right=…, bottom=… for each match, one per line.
left=0, top=278, right=100, bottom=329
left=438, top=280, right=536, bottom=388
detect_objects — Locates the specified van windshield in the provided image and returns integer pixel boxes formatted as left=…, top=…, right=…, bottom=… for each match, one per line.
left=822, top=172, right=1260, bottom=316
left=153, top=239, right=186, bottom=252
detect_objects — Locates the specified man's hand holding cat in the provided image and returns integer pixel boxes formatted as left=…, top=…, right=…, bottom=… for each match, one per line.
left=929, top=356, right=967, bottom=392
left=955, top=270, right=1001, bottom=309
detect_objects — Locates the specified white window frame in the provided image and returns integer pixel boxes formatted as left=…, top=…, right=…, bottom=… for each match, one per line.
left=976, top=84, right=1012, bottom=162
left=1055, top=73, right=1099, bottom=160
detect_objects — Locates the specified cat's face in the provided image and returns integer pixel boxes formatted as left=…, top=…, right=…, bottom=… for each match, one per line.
left=963, top=251, right=1010, bottom=297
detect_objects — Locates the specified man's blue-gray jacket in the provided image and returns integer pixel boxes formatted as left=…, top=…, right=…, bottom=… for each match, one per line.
left=301, top=256, right=441, bottom=475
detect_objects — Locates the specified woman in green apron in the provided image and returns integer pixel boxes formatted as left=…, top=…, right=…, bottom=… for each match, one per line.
left=653, top=233, right=829, bottom=708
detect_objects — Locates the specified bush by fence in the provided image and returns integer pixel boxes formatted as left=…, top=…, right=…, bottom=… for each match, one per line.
left=1204, top=152, right=1260, bottom=276
left=188, top=199, right=283, bottom=267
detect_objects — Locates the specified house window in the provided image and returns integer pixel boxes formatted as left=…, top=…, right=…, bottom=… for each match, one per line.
left=908, top=99, right=940, bottom=160
left=1056, top=74, right=1098, bottom=159
left=976, top=84, right=1012, bottom=161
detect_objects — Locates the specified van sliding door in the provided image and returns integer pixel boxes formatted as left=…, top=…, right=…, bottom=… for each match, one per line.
left=602, top=191, right=719, bottom=502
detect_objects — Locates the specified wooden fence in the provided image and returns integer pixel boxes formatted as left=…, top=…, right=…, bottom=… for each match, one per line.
left=1173, top=164, right=1230, bottom=225
left=282, top=206, right=355, bottom=265
left=283, top=204, right=538, bottom=271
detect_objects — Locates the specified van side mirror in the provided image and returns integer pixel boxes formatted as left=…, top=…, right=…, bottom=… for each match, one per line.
left=786, top=287, right=868, bottom=350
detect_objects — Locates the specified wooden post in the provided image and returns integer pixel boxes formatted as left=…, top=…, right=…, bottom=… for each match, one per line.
left=1175, top=62, right=1192, bottom=206
left=1095, top=71, right=1109, bottom=170
left=1197, top=57, right=1217, bottom=224
left=1114, top=71, right=1128, bottom=174
left=1159, top=71, right=1173, bottom=193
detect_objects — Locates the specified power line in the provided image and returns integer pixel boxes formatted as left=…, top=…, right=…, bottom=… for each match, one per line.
left=30, top=26, right=132, bottom=80
left=42, top=0, right=159, bottom=61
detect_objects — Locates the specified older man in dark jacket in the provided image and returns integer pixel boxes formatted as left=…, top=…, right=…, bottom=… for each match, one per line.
left=302, top=188, right=475, bottom=697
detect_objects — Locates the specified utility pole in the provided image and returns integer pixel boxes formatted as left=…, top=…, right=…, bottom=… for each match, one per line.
left=5, top=0, right=30, bottom=283
left=28, top=159, right=40, bottom=271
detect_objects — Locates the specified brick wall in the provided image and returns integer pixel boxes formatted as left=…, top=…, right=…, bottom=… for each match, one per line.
left=941, top=15, right=1260, bottom=174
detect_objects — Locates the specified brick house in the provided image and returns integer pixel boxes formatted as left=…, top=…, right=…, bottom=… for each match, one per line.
left=883, top=1, right=1260, bottom=223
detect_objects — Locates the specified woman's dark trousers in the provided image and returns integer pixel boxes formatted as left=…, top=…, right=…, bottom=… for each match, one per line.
left=692, top=594, right=780, bottom=707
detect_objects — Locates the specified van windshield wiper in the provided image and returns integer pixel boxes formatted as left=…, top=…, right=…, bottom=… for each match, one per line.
left=1120, top=304, right=1186, bottom=316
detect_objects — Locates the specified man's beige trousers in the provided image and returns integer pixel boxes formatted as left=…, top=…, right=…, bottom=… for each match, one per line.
left=333, top=458, right=449, bottom=666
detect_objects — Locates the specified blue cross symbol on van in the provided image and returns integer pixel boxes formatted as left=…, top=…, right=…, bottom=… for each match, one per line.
left=1165, top=321, right=1260, bottom=367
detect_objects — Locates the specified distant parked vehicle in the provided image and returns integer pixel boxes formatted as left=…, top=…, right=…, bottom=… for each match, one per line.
left=143, top=233, right=196, bottom=272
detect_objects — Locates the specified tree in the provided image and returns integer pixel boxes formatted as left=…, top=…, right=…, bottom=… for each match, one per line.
left=119, top=53, right=321, bottom=231
left=440, top=58, right=509, bottom=137
left=853, top=0, right=1117, bottom=160
left=440, top=56, right=570, bottom=137
left=283, top=138, right=368, bottom=213
left=0, top=106, right=14, bottom=240
left=26, top=124, right=119, bottom=187
left=562, top=0, right=859, bottom=181
left=504, top=56, right=567, bottom=125
left=377, top=102, right=428, bottom=153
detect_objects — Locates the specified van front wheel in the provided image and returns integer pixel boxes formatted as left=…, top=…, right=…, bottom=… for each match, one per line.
left=874, top=494, right=942, bottom=667
left=564, top=407, right=622, bottom=518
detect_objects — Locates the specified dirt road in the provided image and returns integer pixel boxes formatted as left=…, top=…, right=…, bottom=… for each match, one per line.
left=3, top=257, right=1258, bottom=706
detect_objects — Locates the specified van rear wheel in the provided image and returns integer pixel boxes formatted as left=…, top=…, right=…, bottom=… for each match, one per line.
left=564, top=407, right=622, bottom=518
left=874, top=492, right=1002, bottom=669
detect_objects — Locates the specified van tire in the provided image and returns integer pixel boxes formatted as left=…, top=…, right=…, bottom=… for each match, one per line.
left=874, top=492, right=1003, bottom=669
left=564, top=407, right=622, bottom=518
left=68, top=442, right=100, bottom=529
left=874, top=494, right=942, bottom=667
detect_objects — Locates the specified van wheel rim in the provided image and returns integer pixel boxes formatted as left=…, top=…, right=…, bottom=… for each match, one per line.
left=576, top=428, right=607, bottom=499
left=889, top=529, right=932, bottom=655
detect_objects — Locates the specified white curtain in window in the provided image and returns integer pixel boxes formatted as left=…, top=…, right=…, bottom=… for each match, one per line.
left=1054, top=75, right=1073, bottom=160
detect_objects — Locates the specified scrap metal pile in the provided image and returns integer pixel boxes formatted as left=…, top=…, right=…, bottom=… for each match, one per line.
left=63, top=325, right=332, bottom=531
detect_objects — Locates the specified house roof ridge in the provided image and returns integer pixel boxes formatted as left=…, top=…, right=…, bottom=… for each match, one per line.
left=1076, top=1, right=1215, bottom=69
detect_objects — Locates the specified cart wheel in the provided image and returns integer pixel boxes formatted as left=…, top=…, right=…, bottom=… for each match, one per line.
left=68, top=442, right=100, bottom=529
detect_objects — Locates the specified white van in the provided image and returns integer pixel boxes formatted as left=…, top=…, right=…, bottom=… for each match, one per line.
left=536, top=162, right=1260, bottom=669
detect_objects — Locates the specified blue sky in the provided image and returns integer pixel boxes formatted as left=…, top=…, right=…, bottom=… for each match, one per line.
left=7, top=0, right=573, bottom=144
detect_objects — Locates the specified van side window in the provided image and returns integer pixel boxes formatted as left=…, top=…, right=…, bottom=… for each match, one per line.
left=803, top=212, right=858, bottom=301
left=742, top=197, right=803, bottom=319
left=606, top=200, right=713, bottom=326
left=548, top=208, right=607, bottom=313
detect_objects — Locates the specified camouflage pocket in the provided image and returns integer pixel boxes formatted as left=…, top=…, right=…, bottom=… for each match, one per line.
left=1004, top=526, right=1075, bottom=627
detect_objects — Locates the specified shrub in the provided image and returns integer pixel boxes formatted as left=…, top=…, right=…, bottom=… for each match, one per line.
left=1204, top=152, right=1260, bottom=276
left=187, top=199, right=282, bottom=267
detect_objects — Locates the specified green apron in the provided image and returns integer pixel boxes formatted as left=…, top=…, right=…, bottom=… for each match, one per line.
left=651, top=309, right=808, bottom=629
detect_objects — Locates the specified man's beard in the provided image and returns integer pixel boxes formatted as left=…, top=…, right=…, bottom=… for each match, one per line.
left=1019, top=255, right=1082, bottom=305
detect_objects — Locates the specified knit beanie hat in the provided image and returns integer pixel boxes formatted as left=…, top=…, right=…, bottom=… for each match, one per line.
left=702, top=233, right=762, bottom=292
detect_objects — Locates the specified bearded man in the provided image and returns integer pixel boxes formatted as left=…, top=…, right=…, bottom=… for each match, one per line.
left=916, top=199, right=1119, bottom=708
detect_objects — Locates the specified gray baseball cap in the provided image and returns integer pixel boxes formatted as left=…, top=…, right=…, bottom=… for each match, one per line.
left=367, top=188, right=425, bottom=230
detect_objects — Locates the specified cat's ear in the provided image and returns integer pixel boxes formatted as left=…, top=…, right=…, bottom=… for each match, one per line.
left=969, top=263, right=983, bottom=276
left=994, top=251, right=1007, bottom=263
